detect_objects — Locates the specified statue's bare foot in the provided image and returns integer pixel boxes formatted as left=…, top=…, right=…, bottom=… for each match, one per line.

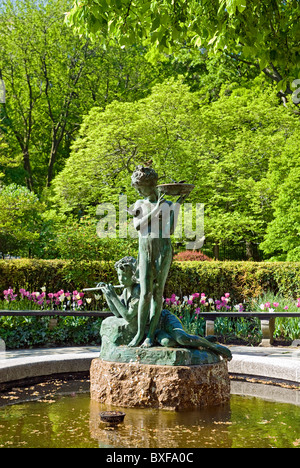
left=214, top=344, right=232, bottom=361
left=141, top=337, right=154, bottom=348
left=128, top=334, right=142, bottom=347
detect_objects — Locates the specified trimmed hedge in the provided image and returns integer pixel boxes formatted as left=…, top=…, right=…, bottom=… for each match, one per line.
left=0, top=259, right=117, bottom=294
left=0, top=259, right=300, bottom=302
left=166, top=261, right=300, bottom=302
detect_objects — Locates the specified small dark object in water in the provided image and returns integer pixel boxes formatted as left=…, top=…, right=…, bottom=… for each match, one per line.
left=100, top=411, right=126, bottom=424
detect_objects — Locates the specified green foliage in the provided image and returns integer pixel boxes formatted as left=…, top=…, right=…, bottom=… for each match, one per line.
left=51, top=78, right=196, bottom=212
left=66, top=0, right=300, bottom=96
left=51, top=78, right=300, bottom=257
left=0, top=0, right=166, bottom=192
left=54, top=215, right=138, bottom=262
left=0, top=315, right=102, bottom=349
left=0, top=0, right=299, bottom=263
left=165, top=261, right=300, bottom=301
left=0, top=184, right=44, bottom=257
left=0, top=316, right=50, bottom=349
left=214, top=317, right=262, bottom=345
left=1, top=260, right=299, bottom=348
left=261, top=157, right=300, bottom=259
left=1, top=259, right=300, bottom=302
left=0, top=258, right=117, bottom=293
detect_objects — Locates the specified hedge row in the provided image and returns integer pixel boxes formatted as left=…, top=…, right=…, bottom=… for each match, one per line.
left=0, top=259, right=300, bottom=302
left=0, top=259, right=117, bottom=295
left=166, top=261, right=300, bottom=302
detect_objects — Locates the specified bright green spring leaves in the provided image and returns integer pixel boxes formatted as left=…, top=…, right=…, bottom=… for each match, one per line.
left=52, top=78, right=300, bottom=258
left=66, top=0, right=300, bottom=89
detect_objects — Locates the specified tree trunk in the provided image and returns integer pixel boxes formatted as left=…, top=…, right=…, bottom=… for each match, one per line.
left=47, top=144, right=56, bottom=187
left=23, top=148, right=34, bottom=191
left=213, top=242, right=220, bottom=260
left=245, top=241, right=260, bottom=261
left=46, top=125, right=65, bottom=187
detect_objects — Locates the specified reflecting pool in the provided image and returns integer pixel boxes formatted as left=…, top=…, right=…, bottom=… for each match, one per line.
left=0, top=379, right=299, bottom=448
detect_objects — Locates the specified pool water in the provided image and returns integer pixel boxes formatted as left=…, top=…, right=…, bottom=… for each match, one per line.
left=0, top=380, right=299, bottom=448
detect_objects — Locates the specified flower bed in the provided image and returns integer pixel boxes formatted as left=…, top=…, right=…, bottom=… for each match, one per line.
left=164, top=291, right=300, bottom=344
left=0, top=287, right=106, bottom=349
left=1, top=287, right=106, bottom=311
left=1, top=287, right=299, bottom=348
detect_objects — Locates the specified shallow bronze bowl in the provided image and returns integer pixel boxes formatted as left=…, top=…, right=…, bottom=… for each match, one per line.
left=157, top=183, right=195, bottom=196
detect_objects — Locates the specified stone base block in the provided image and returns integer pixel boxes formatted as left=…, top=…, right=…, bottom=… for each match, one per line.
left=90, top=358, right=230, bottom=410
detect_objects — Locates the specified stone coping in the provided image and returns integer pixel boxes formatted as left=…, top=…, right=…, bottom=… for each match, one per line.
left=0, top=345, right=299, bottom=388
left=0, top=347, right=97, bottom=387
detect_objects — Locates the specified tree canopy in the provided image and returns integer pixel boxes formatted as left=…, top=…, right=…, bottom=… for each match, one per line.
left=52, top=78, right=300, bottom=259
left=0, top=0, right=299, bottom=261
left=0, top=183, right=43, bottom=257
left=0, top=0, right=166, bottom=192
left=66, top=0, right=300, bottom=106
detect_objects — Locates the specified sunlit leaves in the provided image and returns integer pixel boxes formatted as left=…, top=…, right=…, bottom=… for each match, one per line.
left=52, top=77, right=300, bottom=255
left=66, top=0, right=300, bottom=91
left=0, top=184, right=43, bottom=255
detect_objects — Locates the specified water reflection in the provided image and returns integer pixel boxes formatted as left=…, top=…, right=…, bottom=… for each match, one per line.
left=89, top=399, right=233, bottom=448
left=0, top=379, right=300, bottom=448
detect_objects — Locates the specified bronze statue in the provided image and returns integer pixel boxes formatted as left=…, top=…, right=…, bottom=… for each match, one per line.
left=98, top=256, right=232, bottom=361
left=127, top=166, right=188, bottom=348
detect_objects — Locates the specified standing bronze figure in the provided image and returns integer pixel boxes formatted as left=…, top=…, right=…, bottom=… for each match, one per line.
left=128, top=166, right=188, bottom=347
